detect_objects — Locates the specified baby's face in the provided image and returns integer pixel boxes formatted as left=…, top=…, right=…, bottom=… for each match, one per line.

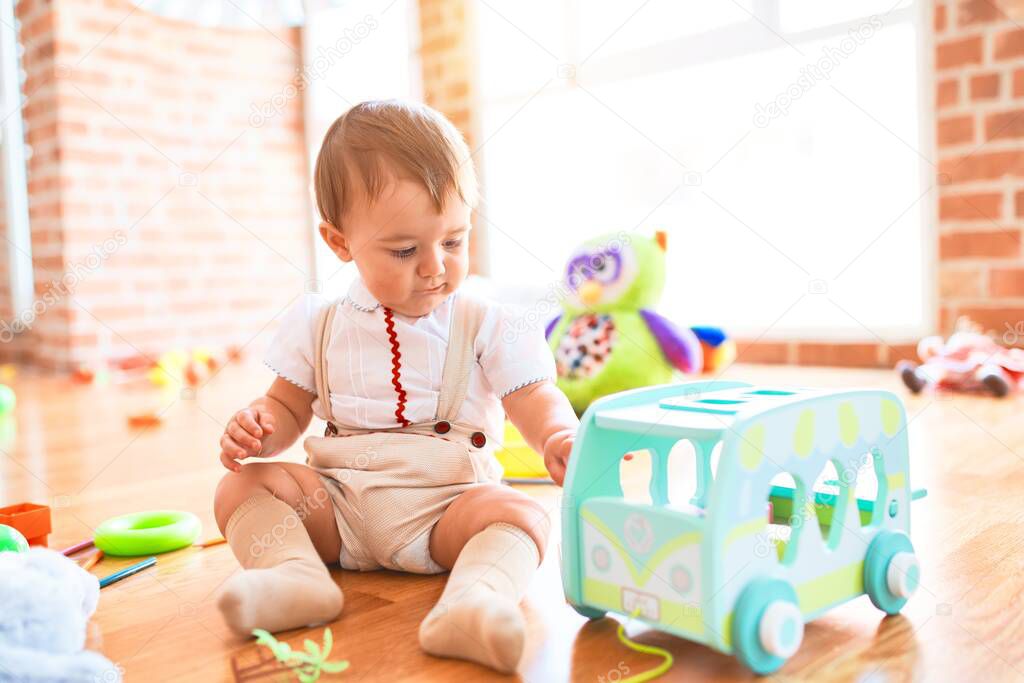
left=324, top=177, right=471, bottom=318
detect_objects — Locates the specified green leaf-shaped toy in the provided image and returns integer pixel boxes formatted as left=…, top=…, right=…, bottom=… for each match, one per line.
left=251, top=627, right=349, bottom=681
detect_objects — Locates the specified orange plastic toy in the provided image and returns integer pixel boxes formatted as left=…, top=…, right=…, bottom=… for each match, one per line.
left=0, top=502, right=52, bottom=546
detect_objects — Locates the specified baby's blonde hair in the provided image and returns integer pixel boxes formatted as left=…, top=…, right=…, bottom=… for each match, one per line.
left=314, top=99, right=478, bottom=228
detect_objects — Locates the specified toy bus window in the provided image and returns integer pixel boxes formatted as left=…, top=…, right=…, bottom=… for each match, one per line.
left=855, top=448, right=887, bottom=528
left=666, top=439, right=698, bottom=508
left=767, top=472, right=804, bottom=566
left=819, top=458, right=860, bottom=548
left=619, top=449, right=653, bottom=504
left=696, top=398, right=745, bottom=405
left=710, top=441, right=723, bottom=478
left=815, top=458, right=839, bottom=544
left=746, top=389, right=796, bottom=396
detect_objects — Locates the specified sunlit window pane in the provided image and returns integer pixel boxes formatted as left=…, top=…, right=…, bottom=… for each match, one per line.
left=477, top=4, right=925, bottom=338
left=477, top=2, right=569, bottom=100
left=577, top=0, right=753, bottom=59
left=778, top=0, right=913, bottom=33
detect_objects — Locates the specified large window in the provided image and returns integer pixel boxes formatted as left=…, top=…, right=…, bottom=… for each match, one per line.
left=476, top=1, right=931, bottom=340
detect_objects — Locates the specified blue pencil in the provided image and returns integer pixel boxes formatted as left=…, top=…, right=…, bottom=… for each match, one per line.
left=99, top=557, right=156, bottom=588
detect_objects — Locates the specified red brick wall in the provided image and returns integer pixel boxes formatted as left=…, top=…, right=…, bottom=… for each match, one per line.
left=3, top=0, right=311, bottom=371
left=418, top=0, right=486, bottom=272
left=934, top=0, right=1024, bottom=343
left=419, top=0, right=476, bottom=137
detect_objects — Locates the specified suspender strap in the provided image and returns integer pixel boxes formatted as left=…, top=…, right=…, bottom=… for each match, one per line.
left=435, top=292, right=487, bottom=422
left=313, top=299, right=339, bottom=426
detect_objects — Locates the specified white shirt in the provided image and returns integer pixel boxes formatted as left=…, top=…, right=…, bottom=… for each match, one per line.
left=263, top=277, right=557, bottom=442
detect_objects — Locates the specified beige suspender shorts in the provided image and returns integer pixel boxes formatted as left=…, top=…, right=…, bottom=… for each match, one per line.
left=303, top=293, right=504, bottom=574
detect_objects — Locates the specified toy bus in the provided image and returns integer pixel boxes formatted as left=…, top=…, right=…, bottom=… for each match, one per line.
left=560, top=381, right=921, bottom=674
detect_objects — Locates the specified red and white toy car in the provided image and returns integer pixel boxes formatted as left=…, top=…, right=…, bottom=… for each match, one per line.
left=897, top=318, right=1024, bottom=398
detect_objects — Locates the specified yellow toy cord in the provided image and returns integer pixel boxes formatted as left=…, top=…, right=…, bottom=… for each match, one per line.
left=616, top=608, right=675, bottom=682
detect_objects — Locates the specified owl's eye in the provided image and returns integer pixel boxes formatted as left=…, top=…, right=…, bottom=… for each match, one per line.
left=590, top=251, right=620, bottom=284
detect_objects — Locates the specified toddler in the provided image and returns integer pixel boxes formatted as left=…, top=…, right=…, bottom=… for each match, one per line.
left=213, top=99, right=579, bottom=673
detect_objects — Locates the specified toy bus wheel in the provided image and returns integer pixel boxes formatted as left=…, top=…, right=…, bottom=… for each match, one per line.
left=732, top=578, right=804, bottom=675
left=569, top=603, right=606, bottom=620
left=865, top=530, right=919, bottom=615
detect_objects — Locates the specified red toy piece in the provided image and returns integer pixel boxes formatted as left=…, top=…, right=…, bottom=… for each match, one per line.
left=71, top=365, right=96, bottom=384
left=128, top=412, right=164, bottom=428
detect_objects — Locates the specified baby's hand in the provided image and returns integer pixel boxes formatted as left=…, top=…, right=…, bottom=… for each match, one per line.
left=220, top=407, right=276, bottom=472
left=542, top=428, right=575, bottom=486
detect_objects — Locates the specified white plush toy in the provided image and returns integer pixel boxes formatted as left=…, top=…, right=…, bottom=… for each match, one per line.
left=0, top=547, right=121, bottom=683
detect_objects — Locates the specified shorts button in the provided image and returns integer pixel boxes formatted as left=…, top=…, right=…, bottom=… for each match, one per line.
left=434, top=421, right=451, bottom=434
left=471, top=431, right=487, bottom=448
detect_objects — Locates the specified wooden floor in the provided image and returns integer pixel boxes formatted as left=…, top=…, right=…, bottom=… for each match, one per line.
left=3, top=358, right=1024, bottom=681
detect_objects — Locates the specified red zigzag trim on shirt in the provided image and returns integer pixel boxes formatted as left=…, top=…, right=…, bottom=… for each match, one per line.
left=382, top=306, right=411, bottom=427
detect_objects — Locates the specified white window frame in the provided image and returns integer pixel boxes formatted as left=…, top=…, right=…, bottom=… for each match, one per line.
left=1, top=2, right=33, bottom=330
left=300, top=0, right=423, bottom=300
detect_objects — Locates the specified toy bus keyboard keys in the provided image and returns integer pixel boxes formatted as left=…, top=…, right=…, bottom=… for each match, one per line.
left=560, top=381, right=924, bottom=674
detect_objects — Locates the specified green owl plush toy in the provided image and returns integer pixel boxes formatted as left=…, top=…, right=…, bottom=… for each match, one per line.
left=545, top=231, right=734, bottom=415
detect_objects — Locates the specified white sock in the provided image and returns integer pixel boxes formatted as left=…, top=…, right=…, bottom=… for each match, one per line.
left=418, top=522, right=540, bottom=673
left=217, top=492, right=343, bottom=636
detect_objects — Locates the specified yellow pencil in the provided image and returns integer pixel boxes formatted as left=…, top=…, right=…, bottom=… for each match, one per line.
left=80, top=550, right=103, bottom=571
left=196, top=536, right=226, bottom=548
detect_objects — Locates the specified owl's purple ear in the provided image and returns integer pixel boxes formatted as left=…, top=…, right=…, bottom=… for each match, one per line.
left=654, top=230, right=667, bottom=251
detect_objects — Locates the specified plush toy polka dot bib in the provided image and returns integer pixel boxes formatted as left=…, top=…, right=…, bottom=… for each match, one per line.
left=556, top=314, right=616, bottom=380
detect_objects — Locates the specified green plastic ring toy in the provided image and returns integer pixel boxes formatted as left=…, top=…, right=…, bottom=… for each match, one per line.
left=94, top=510, right=202, bottom=556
